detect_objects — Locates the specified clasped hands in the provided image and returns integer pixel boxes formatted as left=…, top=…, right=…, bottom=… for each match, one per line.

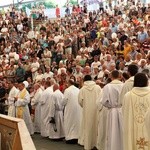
left=14, top=97, right=18, bottom=101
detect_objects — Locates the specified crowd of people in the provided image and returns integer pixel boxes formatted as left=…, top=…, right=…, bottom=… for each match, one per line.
left=0, top=0, right=150, bottom=149
left=30, top=4, right=45, bottom=20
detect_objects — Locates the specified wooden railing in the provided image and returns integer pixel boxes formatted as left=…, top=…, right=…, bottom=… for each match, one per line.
left=0, top=114, right=36, bottom=150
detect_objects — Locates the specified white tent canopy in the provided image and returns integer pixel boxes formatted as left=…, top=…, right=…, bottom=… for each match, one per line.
left=0, top=0, right=34, bottom=7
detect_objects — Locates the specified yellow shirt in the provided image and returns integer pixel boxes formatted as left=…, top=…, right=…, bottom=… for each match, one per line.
left=124, top=44, right=131, bottom=58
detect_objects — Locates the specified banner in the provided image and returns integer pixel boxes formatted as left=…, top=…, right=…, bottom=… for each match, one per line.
left=0, top=0, right=78, bottom=8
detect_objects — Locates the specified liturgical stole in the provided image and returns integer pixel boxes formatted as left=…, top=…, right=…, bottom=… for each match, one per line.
left=16, top=88, right=27, bottom=119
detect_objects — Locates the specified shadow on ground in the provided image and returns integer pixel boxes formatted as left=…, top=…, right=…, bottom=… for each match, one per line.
left=32, top=134, right=83, bottom=150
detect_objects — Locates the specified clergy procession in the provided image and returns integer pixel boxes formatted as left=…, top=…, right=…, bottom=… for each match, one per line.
left=1, top=67, right=150, bottom=150
left=0, top=0, right=150, bottom=149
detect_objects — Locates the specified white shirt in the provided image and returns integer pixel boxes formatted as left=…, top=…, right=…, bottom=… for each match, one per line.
left=17, top=23, right=23, bottom=31
left=43, top=72, right=54, bottom=79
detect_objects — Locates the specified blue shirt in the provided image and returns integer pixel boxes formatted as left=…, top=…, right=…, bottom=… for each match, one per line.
left=111, top=25, right=118, bottom=33
left=138, top=32, right=148, bottom=42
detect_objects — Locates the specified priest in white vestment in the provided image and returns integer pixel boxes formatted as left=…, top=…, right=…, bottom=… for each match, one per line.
left=49, top=84, right=65, bottom=139
left=97, top=70, right=123, bottom=150
left=62, top=79, right=81, bottom=144
left=15, top=82, right=34, bottom=135
left=31, top=83, right=43, bottom=133
left=40, top=81, right=53, bottom=137
left=7, top=81, right=19, bottom=117
left=122, top=73, right=150, bottom=150
left=78, top=75, right=102, bottom=150
left=120, top=64, right=138, bottom=104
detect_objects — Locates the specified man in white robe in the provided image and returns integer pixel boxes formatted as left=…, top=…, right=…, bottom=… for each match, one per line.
left=62, top=79, right=81, bottom=144
left=78, top=75, right=102, bottom=150
left=97, top=70, right=123, bottom=150
left=15, top=82, right=34, bottom=135
left=31, top=83, right=43, bottom=133
left=49, top=84, right=65, bottom=139
left=122, top=73, right=150, bottom=150
left=7, top=81, right=19, bottom=117
left=40, top=81, right=53, bottom=137
left=120, top=64, right=138, bottom=104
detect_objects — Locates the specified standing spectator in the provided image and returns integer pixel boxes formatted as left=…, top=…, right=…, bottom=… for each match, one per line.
left=104, top=54, right=115, bottom=70
left=137, top=26, right=149, bottom=43
left=30, top=57, right=40, bottom=81
left=43, top=47, right=52, bottom=67
left=55, top=5, right=60, bottom=18
left=43, top=66, right=53, bottom=80
left=0, top=82, right=6, bottom=114
left=91, top=55, right=101, bottom=72
left=64, top=34, right=72, bottom=55
left=99, top=0, right=104, bottom=13
left=74, top=65, right=83, bottom=81
left=123, top=41, right=132, bottom=59
left=139, top=59, right=147, bottom=73
left=91, top=44, right=101, bottom=58
left=65, top=3, right=70, bottom=16
left=15, top=62, right=26, bottom=83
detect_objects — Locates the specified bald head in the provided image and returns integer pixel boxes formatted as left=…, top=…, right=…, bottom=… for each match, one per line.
left=53, top=83, right=59, bottom=92
left=50, top=78, right=56, bottom=85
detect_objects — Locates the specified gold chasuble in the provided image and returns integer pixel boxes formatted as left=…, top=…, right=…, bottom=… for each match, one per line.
left=123, top=87, right=150, bottom=150
left=16, top=88, right=27, bottom=118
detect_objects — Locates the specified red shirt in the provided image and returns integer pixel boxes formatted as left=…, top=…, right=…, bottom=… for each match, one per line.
left=102, top=19, right=108, bottom=27
left=56, top=7, right=60, bottom=17
left=76, top=7, right=81, bottom=13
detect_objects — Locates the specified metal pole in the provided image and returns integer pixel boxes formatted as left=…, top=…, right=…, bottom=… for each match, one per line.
left=13, top=0, right=14, bottom=8
left=31, top=14, right=33, bottom=31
